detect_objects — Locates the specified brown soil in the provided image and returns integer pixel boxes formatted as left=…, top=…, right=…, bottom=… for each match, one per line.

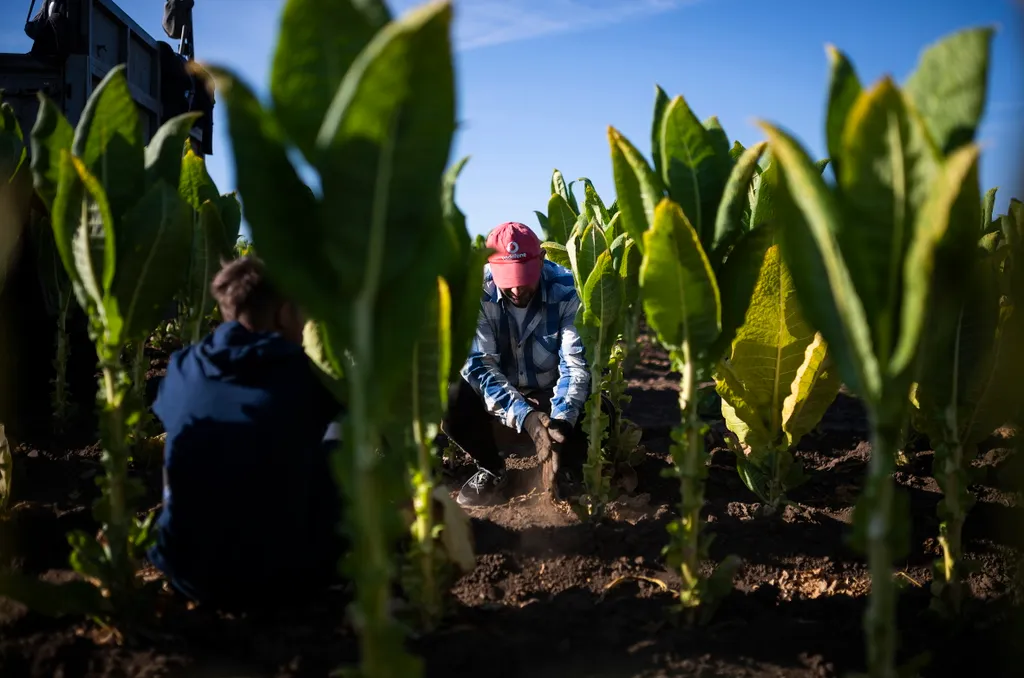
left=0, top=333, right=1021, bottom=678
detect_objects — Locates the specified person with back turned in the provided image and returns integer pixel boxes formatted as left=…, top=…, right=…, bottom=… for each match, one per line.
left=147, top=255, right=345, bottom=610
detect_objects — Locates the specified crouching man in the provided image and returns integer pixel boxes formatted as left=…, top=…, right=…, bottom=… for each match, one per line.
left=444, top=221, right=605, bottom=507
left=147, top=256, right=346, bottom=611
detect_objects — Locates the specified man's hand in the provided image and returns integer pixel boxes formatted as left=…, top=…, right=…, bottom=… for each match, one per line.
left=523, top=411, right=567, bottom=498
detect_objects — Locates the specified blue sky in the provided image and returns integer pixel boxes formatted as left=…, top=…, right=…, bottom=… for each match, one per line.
left=2, top=0, right=1022, bottom=239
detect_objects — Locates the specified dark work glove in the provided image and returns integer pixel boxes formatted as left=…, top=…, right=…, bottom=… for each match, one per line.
left=546, top=418, right=572, bottom=453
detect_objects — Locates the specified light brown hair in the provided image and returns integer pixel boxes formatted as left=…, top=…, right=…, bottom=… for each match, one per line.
left=211, top=256, right=285, bottom=329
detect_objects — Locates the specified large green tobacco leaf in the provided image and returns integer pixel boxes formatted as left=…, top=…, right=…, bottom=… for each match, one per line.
left=111, top=180, right=191, bottom=342
left=30, top=96, right=74, bottom=211
left=894, top=144, right=983, bottom=377
left=608, top=126, right=663, bottom=254
left=711, top=141, right=766, bottom=259
left=712, top=225, right=774, bottom=360
left=440, top=155, right=487, bottom=378
left=640, top=199, right=720, bottom=354
left=542, top=241, right=571, bottom=269
left=580, top=249, right=624, bottom=365
left=782, top=332, right=841, bottom=446
left=547, top=193, right=577, bottom=244
left=71, top=66, right=145, bottom=221
left=915, top=251, right=1013, bottom=450
left=659, top=95, right=730, bottom=246
left=651, top=85, right=671, bottom=181
left=311, top=3, right=456, bottom=413
left=837, top=79, right=940, bottom=371
left=144, top=113, right=203, bottom=188
left=757, top=122, right=879, bottom=401
left=0, top=100, right=25, bottom=179
left=50, top=154, right=112, bottom=319
left=567, top=221, right=608, bottom=295
left=271, top=0, right=390, bottom=159
left=722, top=243, right=816, bottom=434
left=904, top=27, right=993, bottom=155
left=208, top=71, right=334, bottom=318
left=825, top=45, right=862, bottom=174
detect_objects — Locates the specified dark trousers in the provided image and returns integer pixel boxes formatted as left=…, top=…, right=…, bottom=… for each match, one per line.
left=442, top=377, right=610, bottom=475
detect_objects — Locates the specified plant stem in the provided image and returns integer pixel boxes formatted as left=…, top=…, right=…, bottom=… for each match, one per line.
left=936, top=439, right=966, bottom=614
left=585, top=360, right=606, bottom=510
left=100, top=360, right=131, bottom=607
left=410, top=344, right=440, bottom=629
left=52, top=291, right=72, bottom=432
left=676, top=342, right=703, bottom=612
left=865, top=418, right=900, bottom=678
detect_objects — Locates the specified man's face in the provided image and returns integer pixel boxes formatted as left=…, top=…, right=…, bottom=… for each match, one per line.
left=500, top=281, right=540, bottom=308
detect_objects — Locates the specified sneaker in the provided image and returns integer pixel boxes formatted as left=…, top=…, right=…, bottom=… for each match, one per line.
left=457, top=468, right=508, bottom=507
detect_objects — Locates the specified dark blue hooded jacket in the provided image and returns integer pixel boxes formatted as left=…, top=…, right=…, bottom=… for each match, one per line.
left=148, top=321, right=344, bottom=607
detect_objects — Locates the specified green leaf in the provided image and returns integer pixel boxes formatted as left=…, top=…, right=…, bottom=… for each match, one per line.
left=782, top=332, right=842, bottom=447
left=620, top=238, right=642, bottom=307
left=29, top=95, right=74, bottom=211
left=893, top=143, right=982, bottom=377
left=312, top=0, right=457, bottom=414
left=640, top=198, right=721, bottom=354
left=721, top=243, right=829, bottom=447
left=450, top=247, right=488, bottom=379
left=412, top=277, right=450, bottom=438
left=729, top=141, right=746, bottom=161
left=547, top=193, right=577, bottom=244
left=206, top=68, right=334, bottom=319
left=982, top=186, right=997, bottom=230
left=270, top=0, right=390, bottom=159
left=568, top=221, right=608, bottom=299
left=581, top=249, right=624, bottom=366
left=442, top=155, right=470, bottom=249
left=0, top=101, right=26, bottom=180
left=703, top=116, right=731, bottom=167
left=184, top=201, right=229, bottom=336
left=66, top=155, right=116, bottom=316
left=713, top=225, right=775, bottom=361
left=144, top=112, right=203, bottom=189
left=715, top=358, right=772, bottom=453
left=551, top=168, right=570, bottom=205
left=712, top=141, right=767, bottom=260
left=111, top=180, right=192, bottom=342
left=825, top=45, right=862, bottom=175
left=659, top=95, right=728, bottom=248
left=609, top=126, right=663, bottom=255
left=71, top=65, right=145, bottom=220
left=651, top=85, right=671, bottom=181
left=541, top=241, right=571, bottom=269
left=904, top=26, right=994, bottom=155
left=315, top=0, right=455, bottom=296
left=757, top=120, right=879, bottom=401
left=837, top=78, right=940, bottom=372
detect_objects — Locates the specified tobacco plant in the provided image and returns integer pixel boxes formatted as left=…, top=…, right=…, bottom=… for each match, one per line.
left=176, top=141, right=241, bottom=344
left=714, top=159, right=842, bottom=513
left=34, top=218, right=76, bottom=431
left=608, top=90, right=771, bottom=621
left=760, top=26, right=992, bottom=677
left=911, top=189, right=1023, bottom=616
left=28, top=65, right=197, bottom=619
left=210, top=0, right=460, bottom=673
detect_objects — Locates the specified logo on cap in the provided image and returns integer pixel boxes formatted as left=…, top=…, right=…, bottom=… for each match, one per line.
left=498, top=239, right=528, bottom=260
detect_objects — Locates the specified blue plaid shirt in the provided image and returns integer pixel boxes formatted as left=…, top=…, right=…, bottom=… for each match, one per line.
left=461, top=259, right=591, bottom=432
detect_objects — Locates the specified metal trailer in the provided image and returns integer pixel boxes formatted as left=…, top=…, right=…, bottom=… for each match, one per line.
left=0, top=0, right=209, bottom=155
